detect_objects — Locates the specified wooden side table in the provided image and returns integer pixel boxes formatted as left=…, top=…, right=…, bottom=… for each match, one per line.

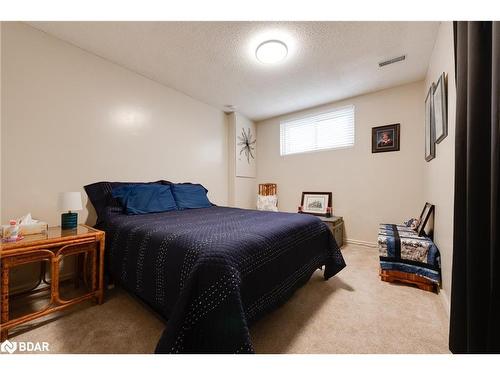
left=319, top=216, right=344, bottom=248
left=0, top=225, right=105, bottom=341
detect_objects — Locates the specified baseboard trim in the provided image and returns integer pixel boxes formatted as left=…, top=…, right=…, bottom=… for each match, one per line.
left=345, top=238, right=378, bottom=248
left=439, top=287, right=451, bottom=318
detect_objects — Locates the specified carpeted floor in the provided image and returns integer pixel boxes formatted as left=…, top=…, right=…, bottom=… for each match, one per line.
left=6, top=245, right=450, bottom=354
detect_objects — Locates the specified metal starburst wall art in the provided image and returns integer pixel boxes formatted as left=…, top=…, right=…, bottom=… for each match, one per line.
left=237, top=127, right=256, bottom=164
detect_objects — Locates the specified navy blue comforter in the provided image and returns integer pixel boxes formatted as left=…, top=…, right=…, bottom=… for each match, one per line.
left=100, top=206, right=345, bottom=353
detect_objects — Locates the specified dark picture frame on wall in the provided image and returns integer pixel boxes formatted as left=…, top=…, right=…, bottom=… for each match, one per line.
left=433, top=73, right=448, bottom=144
left=425, top=84, right=436, bottom=161
left=371, top=123, right=400, bottom=153
left=300, top=192, right=332, bottom=216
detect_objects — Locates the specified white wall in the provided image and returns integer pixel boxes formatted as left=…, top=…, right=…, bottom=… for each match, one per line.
left=227, top=112, right=257, bottom=209
left=423, top=22, right=456, bottom=313
left=1, top=22, right=229, bottom=226
left=257, top=81, right=425, bottom=244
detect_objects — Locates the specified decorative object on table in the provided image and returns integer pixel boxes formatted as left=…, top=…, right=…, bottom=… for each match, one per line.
left=1, top=213, right=48, bottom=241
left=371, top=123, right=400, bottom=153
left=0, top=225, right=105, bottom=341
left=425, top=84, right=436, bottom=161
left=58, top=192, right=83, bottom=229
left=235, top=119, right=257, bottom=178
left=433, top=72, right=448, bottom=144
left=257, top=183, right=278, bottom=211
left=326, top=207, right=332, bottom=218
left=319, top=216, right=344, bottom=248
left=300, top=192, right=332, bottom=216
left=1, top=220, right=23, bottom=242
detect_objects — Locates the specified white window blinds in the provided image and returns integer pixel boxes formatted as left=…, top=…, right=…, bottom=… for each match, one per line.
left=280, top=105, right=355, bottom=156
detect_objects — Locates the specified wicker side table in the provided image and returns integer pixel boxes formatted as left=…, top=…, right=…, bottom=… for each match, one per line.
left=0, top=225, right=105, bottom=341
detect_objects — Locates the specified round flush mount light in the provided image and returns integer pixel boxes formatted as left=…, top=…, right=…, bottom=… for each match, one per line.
left=255, top=40, right=288, bottom=64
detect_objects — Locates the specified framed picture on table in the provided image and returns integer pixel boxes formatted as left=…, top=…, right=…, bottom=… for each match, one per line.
left=416, top=202, right=435, bottom=237
left=300, top=192, right=332, bottom=216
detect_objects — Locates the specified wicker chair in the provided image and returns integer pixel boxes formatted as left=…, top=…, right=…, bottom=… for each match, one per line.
left=257, top=183, right=278, bottom=211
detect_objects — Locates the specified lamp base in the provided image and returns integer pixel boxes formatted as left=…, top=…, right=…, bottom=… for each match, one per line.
left=61, top=212, right=78, bottom=229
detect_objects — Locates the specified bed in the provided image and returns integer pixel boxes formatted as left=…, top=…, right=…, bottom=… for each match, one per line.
left=85, top=181, right=346, bottom=353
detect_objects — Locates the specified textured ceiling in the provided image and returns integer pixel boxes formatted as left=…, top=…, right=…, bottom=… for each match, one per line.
left=27, top=21, right=439, bottom=121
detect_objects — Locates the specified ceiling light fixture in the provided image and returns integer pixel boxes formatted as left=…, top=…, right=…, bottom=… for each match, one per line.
left=255, top=40, right=288, bottom=64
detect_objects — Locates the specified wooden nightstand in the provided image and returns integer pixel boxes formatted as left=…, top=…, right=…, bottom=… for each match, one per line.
left=319, top=216, right=344, bottom=248
left=0, top=225, right=105, bottom=341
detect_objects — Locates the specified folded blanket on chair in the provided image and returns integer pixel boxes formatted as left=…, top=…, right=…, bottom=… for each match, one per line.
left=378, top=224, right=441, bottom=284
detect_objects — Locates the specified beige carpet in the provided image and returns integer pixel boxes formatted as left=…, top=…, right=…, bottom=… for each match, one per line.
left=6, top=245, right=450, bottom=354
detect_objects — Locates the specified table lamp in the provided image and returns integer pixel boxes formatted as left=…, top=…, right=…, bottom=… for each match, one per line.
left=58, top=192, right=82, bottom=229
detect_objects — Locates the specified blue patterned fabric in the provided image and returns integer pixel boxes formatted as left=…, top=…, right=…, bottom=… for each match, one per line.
left=98, top=206, right=345, bottom=353
left=112, top=184, right=178, bottom=215
left=378, top=224, right=441, bottom=284
left=171, top=183, right=212, bottom=209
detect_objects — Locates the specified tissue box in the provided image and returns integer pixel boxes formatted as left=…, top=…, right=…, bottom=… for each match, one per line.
left=1, top=222, right=49, bottom=238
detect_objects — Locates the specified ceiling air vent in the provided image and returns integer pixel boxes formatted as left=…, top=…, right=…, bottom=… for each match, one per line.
left=378, top=55, right=406, bottom=68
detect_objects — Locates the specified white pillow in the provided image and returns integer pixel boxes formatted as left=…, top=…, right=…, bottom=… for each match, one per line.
left=257, top=194, right=278, bottom=211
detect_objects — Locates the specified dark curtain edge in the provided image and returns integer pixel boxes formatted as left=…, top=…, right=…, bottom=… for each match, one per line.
left=450, top=21, right=500, bottom=354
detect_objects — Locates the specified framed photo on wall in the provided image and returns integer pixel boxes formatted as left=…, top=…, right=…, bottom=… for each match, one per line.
left=371, top=123, right=400, bottom=153
left=300, top=192, right=332, bottom=216
left=433, top=73, right=448, bottom=144
left=425, top=84, right=436, bottom=161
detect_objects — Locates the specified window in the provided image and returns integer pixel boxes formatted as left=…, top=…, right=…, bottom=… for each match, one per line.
left=280, top=105, right=355, bottom=156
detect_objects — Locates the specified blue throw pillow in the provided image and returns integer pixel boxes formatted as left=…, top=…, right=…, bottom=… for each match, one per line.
left=171, top=183, right=212, bottom=210
left=111, top=184, right=177, bottom=215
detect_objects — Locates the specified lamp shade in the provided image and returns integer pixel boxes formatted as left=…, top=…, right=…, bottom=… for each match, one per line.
left=58, top=192, right=83, bottom=212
